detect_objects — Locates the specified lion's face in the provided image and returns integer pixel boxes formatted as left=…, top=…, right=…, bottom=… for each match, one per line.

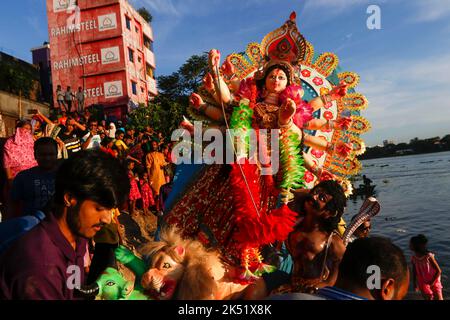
left=141, top=246, right=186, bottom=300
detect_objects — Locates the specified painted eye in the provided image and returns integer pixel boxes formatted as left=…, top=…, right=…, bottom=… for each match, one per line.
left=106, top=281, right=115, bottom=286
left=162, top=262, right=171, bottom=269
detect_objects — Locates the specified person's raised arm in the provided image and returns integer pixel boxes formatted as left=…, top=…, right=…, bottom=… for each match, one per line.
left=36, top=110, right=52, bottom=126
left=81, top=132, right=94, bottom=150
left=71, top=119, right=86, bottom=132
left=126, top=155, right=141, bottom=165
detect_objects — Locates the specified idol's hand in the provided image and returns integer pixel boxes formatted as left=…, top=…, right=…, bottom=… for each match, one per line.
left=189, top=93, right=205, bottom=110
left=334, top=117, right=352, bottom=130
left=329, top=81, right=348, bottom=100
left=279, top=98, right=297, bottom=124
left=319, top=169, right=335, bottom=181
left=180, top=116, right=195, bottom=135
left=221, top=57, right=235, bottom=76
left=203, top=73, right=214, bottom=91
left=209, top=49, right=221, bottom=75
left=334, top=141, right=352, bottom=158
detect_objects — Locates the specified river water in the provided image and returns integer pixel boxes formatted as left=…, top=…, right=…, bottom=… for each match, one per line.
left=346, top=151, right=450, bottom=298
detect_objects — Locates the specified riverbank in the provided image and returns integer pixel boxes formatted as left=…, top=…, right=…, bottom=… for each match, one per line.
left=361, top=136, right=450, bottom=160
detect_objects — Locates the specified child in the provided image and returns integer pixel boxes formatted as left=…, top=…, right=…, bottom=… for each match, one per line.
left=127, top=160, right=141, bottom=217
left=410, top=234, right=444, bottom=300
left=139, top=172, right=155, bottom=216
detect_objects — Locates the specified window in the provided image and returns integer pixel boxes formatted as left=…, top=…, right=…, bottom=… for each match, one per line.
left=146, top=63, right=154, bottom=78
left=141, top=87, right=145, bottom=93
left=131, top=81, right=137, bottom=95
left=143, top=35, right=153, bottom=51
left=128, top=48, right=134, bottom=62
left=125, top=16, right=131, bottom=30
left=138, top=56, right=142, bottom=63
left=135, top=26, right=139, bottom=33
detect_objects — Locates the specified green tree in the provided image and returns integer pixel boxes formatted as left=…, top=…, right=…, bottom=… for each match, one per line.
left=127, top=103, right=153, bottom=132
left=137, top=7, right=152, bottom=23
left=128, top=53, right=209, bottom=137
left=157, top=53, right=208, bottom=101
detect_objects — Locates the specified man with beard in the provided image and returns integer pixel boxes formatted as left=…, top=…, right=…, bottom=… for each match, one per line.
left=0, top=150, right=129, bottom=299
left=285, top=180, right=347, bottom=291
left=244, top=180, right=347, bottom=299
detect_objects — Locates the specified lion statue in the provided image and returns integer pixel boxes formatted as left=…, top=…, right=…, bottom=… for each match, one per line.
left=115, top=227, right=266, bottom=300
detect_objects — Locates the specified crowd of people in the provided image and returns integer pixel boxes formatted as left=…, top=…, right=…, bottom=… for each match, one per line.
left=0, top=108, right=175, bottom=222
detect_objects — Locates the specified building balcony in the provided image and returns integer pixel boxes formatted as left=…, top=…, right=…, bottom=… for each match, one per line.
left=143, top=24, right=153, bottom=41
left=144, top=47, right=155, bottom=69
left=147, top=76, right=157, bottom=96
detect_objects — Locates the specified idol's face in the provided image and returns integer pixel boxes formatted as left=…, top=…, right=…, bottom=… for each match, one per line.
left=265, top=68, right=288, bottom=94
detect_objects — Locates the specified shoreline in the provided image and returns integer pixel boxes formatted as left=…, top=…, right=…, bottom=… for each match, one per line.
left=359, top=150, right=450, bottom=162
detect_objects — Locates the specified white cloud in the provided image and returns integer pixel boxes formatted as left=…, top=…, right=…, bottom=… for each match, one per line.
left=137, top=0, right=226, bottom=17
left=304, top=0, right=371, bottom=11
left=409, top=0, right=450, bottom=22
left=357, top=53, right=450, bottom=145
left=140, top=0, right=181, bottom=16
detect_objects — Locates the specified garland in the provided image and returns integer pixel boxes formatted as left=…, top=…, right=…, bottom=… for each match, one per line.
left=279, top=127, right=306, bottom=203
left=229, top=98, right=254, bottom=158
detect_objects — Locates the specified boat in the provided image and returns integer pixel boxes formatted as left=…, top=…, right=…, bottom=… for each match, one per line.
left=352, top=184, right=376, bottom=197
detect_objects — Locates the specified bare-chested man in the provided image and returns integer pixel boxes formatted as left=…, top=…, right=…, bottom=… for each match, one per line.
left=244, top=180, right=347, bottom=299
left=285, top=180, right=347, bottom=291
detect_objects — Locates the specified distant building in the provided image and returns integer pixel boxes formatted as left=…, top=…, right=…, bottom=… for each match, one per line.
left=0, top=51, right=50, bottom=136
left=46, top=0, right=157, bottom=119
left=383, top=139, right=394, bottom=147
left=0, top=51, right=41, bottom=101
left=31, top=42, right=53, bottom=105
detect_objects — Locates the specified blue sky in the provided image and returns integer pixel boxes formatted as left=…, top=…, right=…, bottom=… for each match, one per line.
left=1, top=0, right=450, bottom=146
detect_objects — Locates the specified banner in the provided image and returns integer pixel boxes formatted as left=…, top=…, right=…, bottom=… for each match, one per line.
left=104, top=81, right=123, bottom=99
left=98, top=13, right=117, bottom=32
left=101, top=47, right=121, bottom=65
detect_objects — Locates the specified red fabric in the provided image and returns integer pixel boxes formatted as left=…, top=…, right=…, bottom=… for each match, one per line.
left=128, top=171, right=141, bottom=201
left=140, top=180, right=155, bottom=208
left=230, top=161, right=297, bottom=248
left=3, top=128, right=37, bottom=179
left=100, top=147, right=117, bottom=158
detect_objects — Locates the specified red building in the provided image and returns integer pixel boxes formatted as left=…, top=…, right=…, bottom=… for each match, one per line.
left=46, top=0, right=157, bottom=120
